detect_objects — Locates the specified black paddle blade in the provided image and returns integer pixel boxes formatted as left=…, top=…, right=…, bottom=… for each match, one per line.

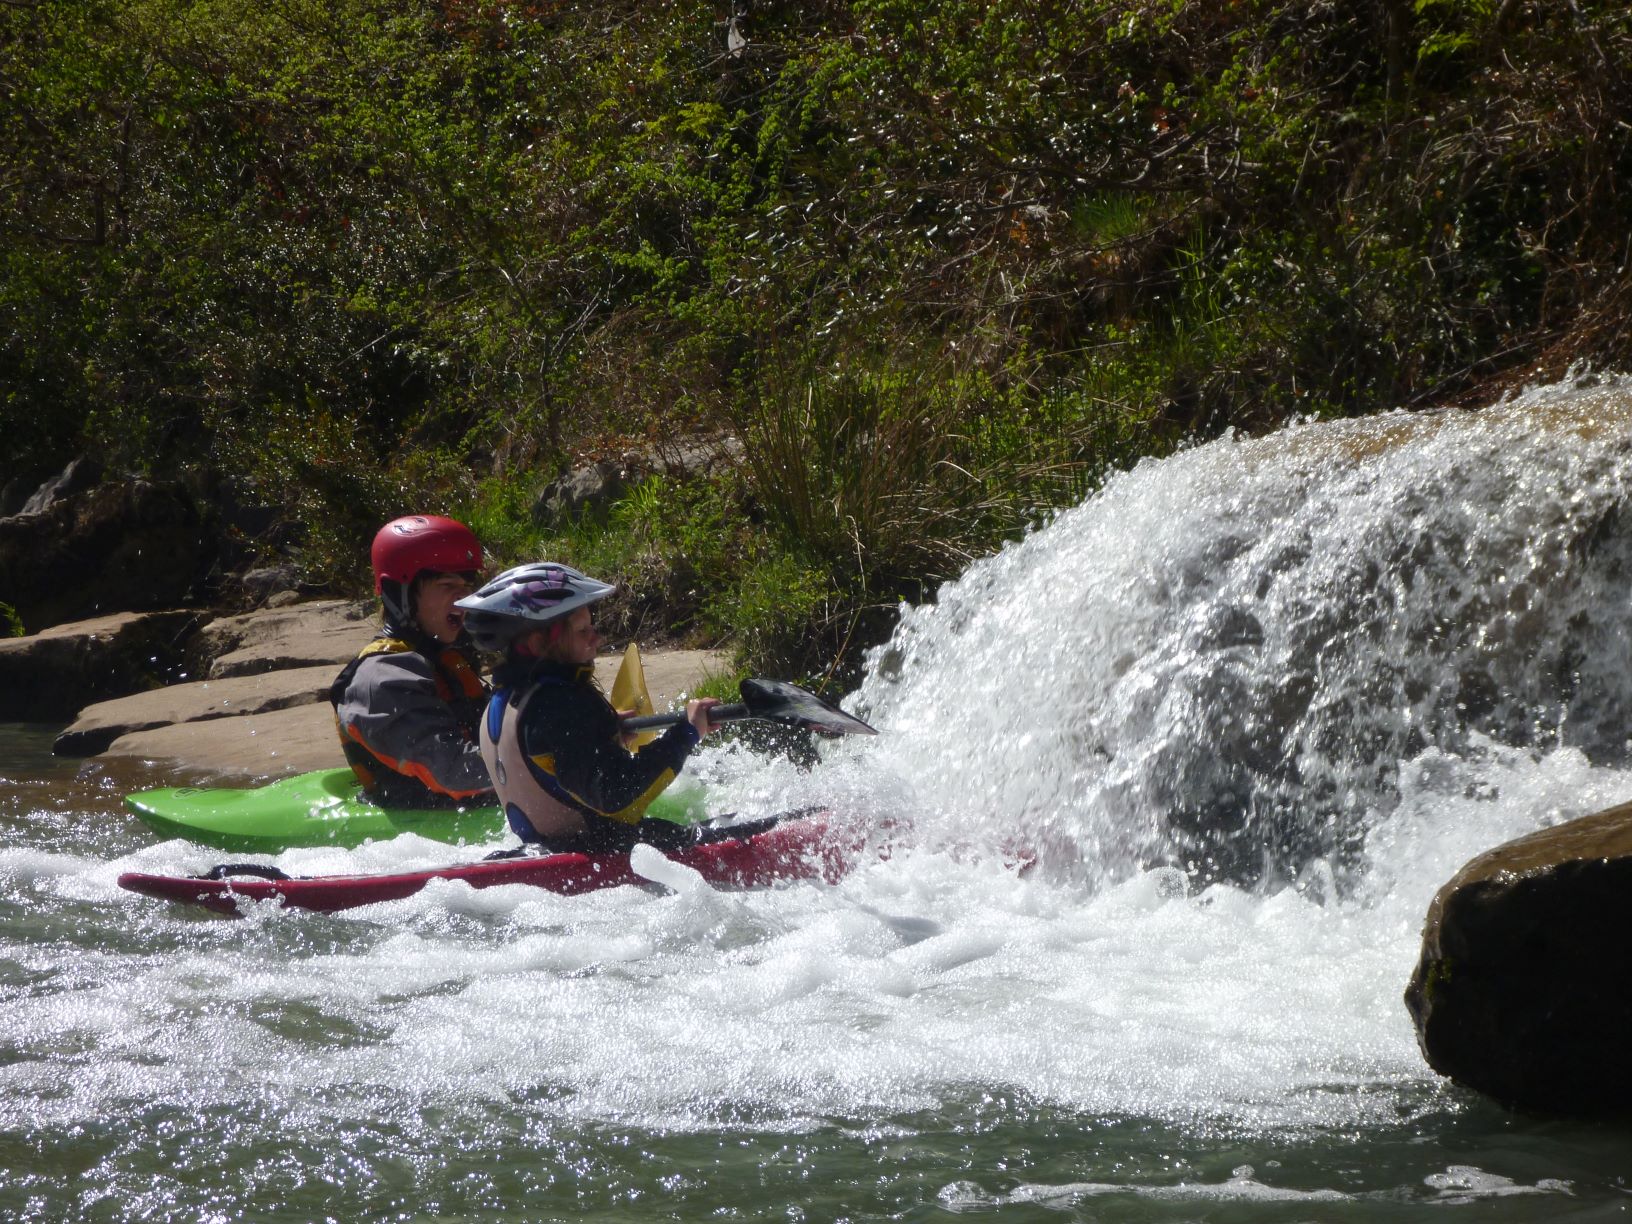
left=618, top=678, right=878, bottom=736
left=738, top=678, right=877, bottom=736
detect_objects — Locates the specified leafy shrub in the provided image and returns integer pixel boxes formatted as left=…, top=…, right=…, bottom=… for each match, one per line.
left=4, top=0, right=1629, bottom=674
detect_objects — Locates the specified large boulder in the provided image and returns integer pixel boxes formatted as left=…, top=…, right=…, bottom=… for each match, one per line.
left=531, top=433, right=743, bottom=525
left=533, top=457, right=633, bottom=524
left=0, top=474, right=217, bottom=632
left=0, top=610, right=206, bottom=721
left=1404, top=802, right=1632, bottom=1116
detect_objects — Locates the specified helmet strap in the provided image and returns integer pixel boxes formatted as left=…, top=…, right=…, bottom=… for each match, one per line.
left=380, top=578, right=412, bottom=628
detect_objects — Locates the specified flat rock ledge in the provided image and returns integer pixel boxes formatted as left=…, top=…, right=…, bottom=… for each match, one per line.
left=53, top=665, right=342, bottom=757
left=0, top=610, right=208, bottom=722
left=189, top=598, right=378, bottom=678
left=11, top=600, right=729, bottom=784
left=1404, top=801, right=1632, bottom=1117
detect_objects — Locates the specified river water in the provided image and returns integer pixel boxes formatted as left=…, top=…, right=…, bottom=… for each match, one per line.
left=5, top=378, right=1632, bottom=1220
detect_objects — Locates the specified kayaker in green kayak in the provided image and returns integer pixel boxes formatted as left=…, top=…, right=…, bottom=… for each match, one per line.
left=455, top=563, right=728, bottom=851
left=329, top=515, right=496, bottom=808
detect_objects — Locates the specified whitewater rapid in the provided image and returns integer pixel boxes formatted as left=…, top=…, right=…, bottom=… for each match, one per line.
left=849, top=375, right=1632, bottom=889
left=8, top=375, right=1632, bottom=1153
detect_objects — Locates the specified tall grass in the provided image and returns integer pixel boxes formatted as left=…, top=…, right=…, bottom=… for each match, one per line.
left=719, top=347, right=1159, bottom=675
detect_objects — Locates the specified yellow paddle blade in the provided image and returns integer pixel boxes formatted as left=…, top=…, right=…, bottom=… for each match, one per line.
left=610, top=642, right=657, bottom=747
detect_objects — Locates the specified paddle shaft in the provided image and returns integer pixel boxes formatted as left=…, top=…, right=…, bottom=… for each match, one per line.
left=617, top=677, right=876, bottom=737
left=623, top=704, right=747, bottom=732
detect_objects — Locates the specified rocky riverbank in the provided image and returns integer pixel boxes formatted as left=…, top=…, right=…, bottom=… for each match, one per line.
left=0, top=598, right=728, bottom=783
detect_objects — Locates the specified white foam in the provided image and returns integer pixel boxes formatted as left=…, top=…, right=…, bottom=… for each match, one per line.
left=9, top=380, right=1632, bottom=1143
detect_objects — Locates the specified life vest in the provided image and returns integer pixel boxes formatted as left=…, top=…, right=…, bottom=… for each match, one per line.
left=480, top=679, right=591, bottom=842
left=330, top=633, right=487, bottom=807
left=476, top=675, right=675, bottom=848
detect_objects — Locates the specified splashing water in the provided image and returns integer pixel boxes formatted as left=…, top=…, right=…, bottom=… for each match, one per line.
left=849, top=375, right=1632, bottom=888
left=5, top=379, right=1632, bottom=1217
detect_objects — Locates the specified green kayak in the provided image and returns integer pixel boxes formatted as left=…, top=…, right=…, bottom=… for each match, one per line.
left=124, top=644, right=706, bottom=852
left=124, top=767, right=706, bottom=852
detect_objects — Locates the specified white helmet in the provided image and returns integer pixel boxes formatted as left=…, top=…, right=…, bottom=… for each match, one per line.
left=454, top=562, right=615, bottom=652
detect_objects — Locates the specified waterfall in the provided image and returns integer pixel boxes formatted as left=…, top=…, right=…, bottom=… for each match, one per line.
left=849, top=375, right=1632, bottom=889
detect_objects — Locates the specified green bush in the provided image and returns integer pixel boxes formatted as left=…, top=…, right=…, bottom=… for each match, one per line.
left=4, top=0, right=1629, bottom=673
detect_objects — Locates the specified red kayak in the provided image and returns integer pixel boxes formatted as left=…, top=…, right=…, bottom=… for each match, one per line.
left=118, top=814, right=856, bottom=917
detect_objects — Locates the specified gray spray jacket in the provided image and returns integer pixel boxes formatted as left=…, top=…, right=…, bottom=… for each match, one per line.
left=329, top=632, right=493, bottom=807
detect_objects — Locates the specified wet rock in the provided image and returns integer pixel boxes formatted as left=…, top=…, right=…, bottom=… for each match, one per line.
left=1404, top=802, right=1632, bottom=1117
left=0, top=610, right=205, bottom=722
left=0, top=476, right=216, bottom=632
left=54, top=664, right=340, bottom=757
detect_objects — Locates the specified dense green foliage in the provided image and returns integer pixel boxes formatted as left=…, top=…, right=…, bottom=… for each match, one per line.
left=4, top=0, right=1630, bottom=675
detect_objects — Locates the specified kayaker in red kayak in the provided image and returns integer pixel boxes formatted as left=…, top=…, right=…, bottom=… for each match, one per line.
left=455, top=563, right=728, bottom=851
left=329, top=515, right=495, bottom=808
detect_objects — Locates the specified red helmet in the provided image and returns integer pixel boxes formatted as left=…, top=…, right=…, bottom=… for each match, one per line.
left=371, top=516, right=483, bottom=618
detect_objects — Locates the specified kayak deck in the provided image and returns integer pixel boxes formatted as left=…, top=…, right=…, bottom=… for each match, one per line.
left=124, top=767, right=703, bottom=852
left=117, top=814, right=856, bottom=916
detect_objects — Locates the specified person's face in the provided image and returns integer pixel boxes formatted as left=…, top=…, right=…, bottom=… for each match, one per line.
left=551, top=607, right=601, bottom=667
left=413, top=572, right=476, bottom=644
